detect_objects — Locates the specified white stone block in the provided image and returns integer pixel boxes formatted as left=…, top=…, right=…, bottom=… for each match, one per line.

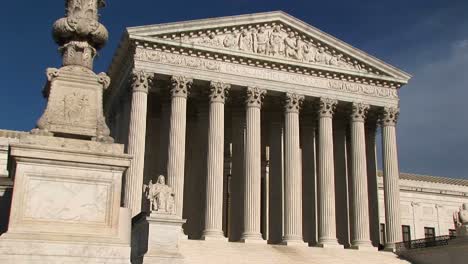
left=0, top=135, right=132, bottom=263
left=132, top=213, right=186, bottom=264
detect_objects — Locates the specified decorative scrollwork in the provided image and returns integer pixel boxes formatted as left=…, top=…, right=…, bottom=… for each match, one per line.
left=284, top=93, right=304, bottom=113
left=351, top=102, right=370, bottom=122
left=131, top=70, right=153, bottom=94
left=170, top=75, right=193, bottom=98
left=209, top=81, right=230, bottom=103
left=380, top=107, right=399, bottom=126
left=52, top=0, right=108, bottom=69
left=318, top=97, right=338, bottom=118
left=245, top=87, right=267, bottom=108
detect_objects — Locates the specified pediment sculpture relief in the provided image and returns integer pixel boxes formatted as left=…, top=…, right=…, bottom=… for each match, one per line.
left=167, top=23, right=378, bottom=75
left=143, top=175, right=175, bottom=214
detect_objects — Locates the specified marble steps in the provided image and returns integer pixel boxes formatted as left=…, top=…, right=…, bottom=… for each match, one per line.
left=179, top=240, right=411, bottom=264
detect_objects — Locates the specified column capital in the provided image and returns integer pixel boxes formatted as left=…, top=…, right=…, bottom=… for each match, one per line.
left=245, top=86, right=267, bottom=108
left=351, top=102, right=370, bottom=122
left=318, top=97, right=338, bottom=118
left=170, top=75, right=193, bottom=98
left=411, top=201, right=421, bottom=207
left=284, top=93, right=304, bottom=113
left=131, top=70, right=153, bottom=94
left=209, top=81, right=230, bottom=103
left=380, top=107, right=400, bottom=127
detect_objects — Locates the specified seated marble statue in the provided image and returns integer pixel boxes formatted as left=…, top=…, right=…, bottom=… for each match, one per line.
left=144, top=175, right=175, bottom=214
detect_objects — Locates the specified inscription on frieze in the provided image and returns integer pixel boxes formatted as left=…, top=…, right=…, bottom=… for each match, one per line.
left=135, top=48, right=398, bottom=99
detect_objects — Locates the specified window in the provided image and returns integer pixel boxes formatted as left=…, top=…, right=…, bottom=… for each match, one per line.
left=402, top=225, right=411, bottom=242
left=449, top=229, right=457, bottom=237
left=424, top=227, right=435, bottom=238
left=380, top=223, right=386, bottom=245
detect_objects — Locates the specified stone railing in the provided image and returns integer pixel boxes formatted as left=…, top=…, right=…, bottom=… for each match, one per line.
left=395, top=235, right=456, bottom=253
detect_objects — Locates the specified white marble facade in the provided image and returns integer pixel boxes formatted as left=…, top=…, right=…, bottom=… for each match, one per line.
left=1, top=11, right=467, bottom=258
left=104, top=11, right=415, bottom=251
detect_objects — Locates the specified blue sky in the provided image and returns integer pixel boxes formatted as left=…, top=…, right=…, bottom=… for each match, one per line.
left=0, top=0, right=467, bottom=179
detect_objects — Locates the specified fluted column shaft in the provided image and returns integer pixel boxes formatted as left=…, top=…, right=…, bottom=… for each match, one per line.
left=203, top=82, right=230, bottom=239
left=283, top=93, right=305, bottom=244
left=381, top=107, right=402, bottom=251
left=242, top=87, right=266, bottom=242
left=167, top=76, right=193, bottom=218
left=317, top=98, right=340, bottom=247
left=125, top=70, right=152, bottom=217
left=350, top=103, right=373, bottom=249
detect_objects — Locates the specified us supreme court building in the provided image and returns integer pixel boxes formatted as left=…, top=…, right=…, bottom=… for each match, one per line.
left=104, top=11, right=413, bottom=251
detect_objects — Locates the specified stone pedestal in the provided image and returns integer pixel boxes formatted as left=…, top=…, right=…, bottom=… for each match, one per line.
left=0, top=135, right=132, bottom=263
left=34, top=66, right=112, bottom=143
left=131, top=212, right=186, bottom=264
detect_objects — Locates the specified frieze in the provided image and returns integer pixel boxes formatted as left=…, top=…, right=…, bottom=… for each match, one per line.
left=157, top=23, right=383, bottom=76
left=135, top=48, right=398, bottom=99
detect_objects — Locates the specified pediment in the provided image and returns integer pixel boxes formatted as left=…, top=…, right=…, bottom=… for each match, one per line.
left=127, top=11, right=411, bottom=84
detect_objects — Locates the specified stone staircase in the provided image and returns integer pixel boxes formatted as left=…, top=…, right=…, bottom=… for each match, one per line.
left=179, top=240, right=411, bottom=264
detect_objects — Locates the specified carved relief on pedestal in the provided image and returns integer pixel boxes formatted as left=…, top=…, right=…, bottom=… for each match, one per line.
left=144, top=175, right=176, bottom=215
left=33, top=0, right=113, bottom=142
left=161, top=23, right=380, bottom=75
left=284, top=93, right=304, bottom=113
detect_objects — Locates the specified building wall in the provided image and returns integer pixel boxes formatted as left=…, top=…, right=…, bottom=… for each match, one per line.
left=378, top=176, right=468, bottom=241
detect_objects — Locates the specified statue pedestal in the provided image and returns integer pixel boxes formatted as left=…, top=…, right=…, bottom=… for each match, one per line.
left=457, top=225, right=468, bottom=237
left=131, top=212, right=186, bottom=264
left=0, top=135, right=132, bottom=263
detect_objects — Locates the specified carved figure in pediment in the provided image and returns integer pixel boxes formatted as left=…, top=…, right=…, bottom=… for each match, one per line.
left=254, top=27, right=269, bottom=54
left=239, top=29, right=253, bottom=52
left=143, top=175, right=175, bottom=214
left=315, top=47, right=328, bottom=63
left=223, top=33, right=238, bottom=49
left=284, top=32, right=298, bottom=59
left=329, top=54, right=343, bottom=66
left=303, top=45, right=318, bottom=62
left=296, top=36, right=308, bottom=61
left=198, top=32, right=221, bottom=47
left=269, top=25, right=284, bottom=56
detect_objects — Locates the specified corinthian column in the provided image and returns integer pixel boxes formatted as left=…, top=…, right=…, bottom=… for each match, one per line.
left=380, top=107, right=402, bottom=251
left=203, top=81, right=230, bottom=240
left=283, top=93, right=306, bottom=246
left=241, top=87, right=267, bottom=243
left=349, top=102, right=374, bottom=250
left=317, top=97, right=342, bottom=248
left=167, top=76, right=193, bottom=218
left=125, top=70, right=152, bottom=217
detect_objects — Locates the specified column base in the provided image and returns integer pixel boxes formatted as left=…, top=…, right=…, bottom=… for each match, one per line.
left=202, top=230, right=228, bottom=241
left=241, top=233, right=265, bottom=244
left=317, top=238, right=343, bottom=249
left=281, top=240, right=308, bottom=247
left=384, top=243, right=397, bottom=252
left=350, top=241, right=377, bottom=251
